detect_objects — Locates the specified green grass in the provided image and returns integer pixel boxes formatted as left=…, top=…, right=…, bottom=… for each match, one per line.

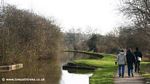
left=141, top=62, right=150, bottom=78
left=73, top=54, right=117, bottom=84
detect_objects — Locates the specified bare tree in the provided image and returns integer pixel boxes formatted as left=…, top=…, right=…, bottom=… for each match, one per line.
left=0, top=5, right=64, bottom=64
left=120, top=0, right=150, bottom=35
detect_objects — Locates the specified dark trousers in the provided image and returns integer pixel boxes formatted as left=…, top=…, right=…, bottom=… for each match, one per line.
left=127, top=64, right=134, bottom=77
left=135, top=61, right=140, bottom=72
left=118, top=64, right=125, bottom=77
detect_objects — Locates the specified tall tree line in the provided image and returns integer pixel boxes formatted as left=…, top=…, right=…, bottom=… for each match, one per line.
left=117, top=0, right=150, bottom=52
left=0, top=5, right=64, bottom=64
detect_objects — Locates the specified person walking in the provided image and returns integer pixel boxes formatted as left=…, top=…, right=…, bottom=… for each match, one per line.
left=134, top=47, right=142, bottom=73
left=126, top=49, right=135, bottom=77
left=117, top=50, right=126, bottom=78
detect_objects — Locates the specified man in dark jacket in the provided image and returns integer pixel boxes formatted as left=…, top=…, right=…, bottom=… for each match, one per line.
left=126, top=49, right=135, bottom=77
left=134, top=47, right=142, bottom=73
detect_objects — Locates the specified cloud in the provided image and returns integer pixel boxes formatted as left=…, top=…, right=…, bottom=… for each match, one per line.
left=6, top=0, right=124, bottom=34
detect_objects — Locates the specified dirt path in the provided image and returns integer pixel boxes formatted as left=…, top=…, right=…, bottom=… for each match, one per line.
left=114, top=66, right=145, bottom=84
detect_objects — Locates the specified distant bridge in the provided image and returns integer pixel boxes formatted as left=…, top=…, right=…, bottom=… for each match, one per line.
left=64, top=50, right=104, bottom=58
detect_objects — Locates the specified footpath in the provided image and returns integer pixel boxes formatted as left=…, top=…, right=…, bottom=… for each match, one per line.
left=114, top=66, right=145, bottom=84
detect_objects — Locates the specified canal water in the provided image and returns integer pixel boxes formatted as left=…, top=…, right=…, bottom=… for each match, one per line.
left=0, top=53, right=93, bottom=84
left=60, top=70, right=93, bottom=84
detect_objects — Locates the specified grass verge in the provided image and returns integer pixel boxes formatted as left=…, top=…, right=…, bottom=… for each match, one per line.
left=141, top=62, right=150, bottom=79
left=73, top=54, right=117, bottom=84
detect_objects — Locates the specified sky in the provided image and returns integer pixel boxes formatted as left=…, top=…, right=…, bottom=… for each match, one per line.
left=4, top=0, right=127, bottom=35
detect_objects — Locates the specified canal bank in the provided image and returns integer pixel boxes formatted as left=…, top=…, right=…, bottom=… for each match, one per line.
left=62, top=53, right=117, bottom=84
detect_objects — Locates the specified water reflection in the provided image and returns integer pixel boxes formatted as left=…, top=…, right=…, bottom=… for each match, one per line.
left=60, top=70, right=92, bottom=84
left=0, top=52, right=92, bottom=84
left=0, top=59, right=61, bottom=84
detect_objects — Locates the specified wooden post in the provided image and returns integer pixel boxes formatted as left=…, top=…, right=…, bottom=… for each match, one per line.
left=0, top=63, right=23, bottom=72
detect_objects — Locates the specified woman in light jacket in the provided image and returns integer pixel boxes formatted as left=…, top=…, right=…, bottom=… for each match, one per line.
left=117, top=50, right=126, bottom=78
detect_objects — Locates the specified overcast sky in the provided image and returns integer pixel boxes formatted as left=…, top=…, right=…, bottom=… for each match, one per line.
left=5, top=0, right=127, bottom=34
